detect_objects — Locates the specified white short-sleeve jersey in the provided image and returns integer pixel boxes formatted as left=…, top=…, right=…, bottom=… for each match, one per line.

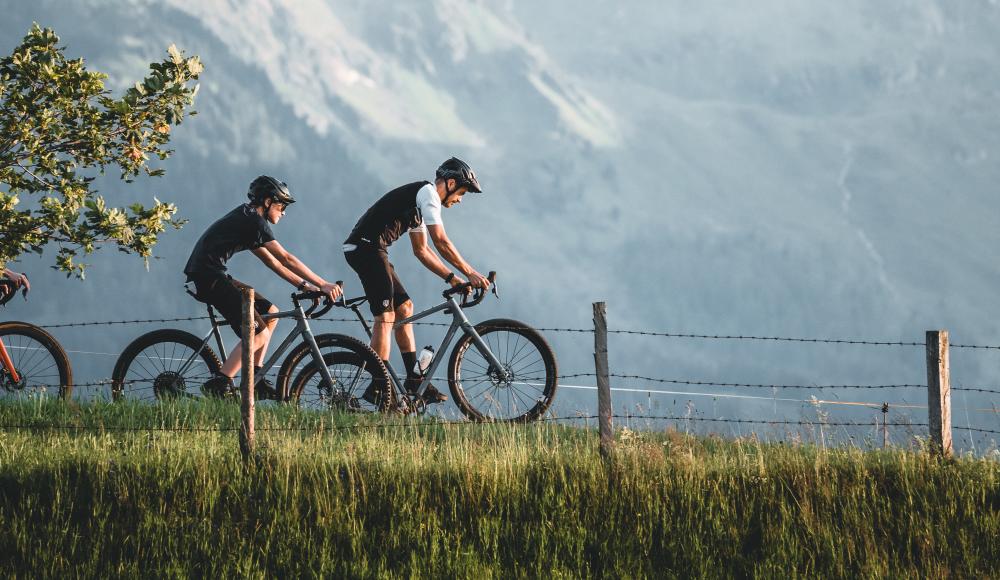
left=410, top=183, right=443, bottom=233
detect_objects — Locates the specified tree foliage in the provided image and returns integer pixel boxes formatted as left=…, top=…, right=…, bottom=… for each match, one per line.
left=0, top=24, right=202, bottom=277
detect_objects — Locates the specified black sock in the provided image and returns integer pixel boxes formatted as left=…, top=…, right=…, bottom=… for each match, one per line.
left=401, top=351, right=418, bottom=379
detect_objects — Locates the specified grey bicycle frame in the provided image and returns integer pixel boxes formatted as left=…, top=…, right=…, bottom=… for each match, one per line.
left=355, top=294, right=507, bottom=399
left=174, top=301, right=337, bottom=399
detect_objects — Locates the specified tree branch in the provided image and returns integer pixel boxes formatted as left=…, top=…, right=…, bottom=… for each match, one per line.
left=13, top=159, right=59, bottom=191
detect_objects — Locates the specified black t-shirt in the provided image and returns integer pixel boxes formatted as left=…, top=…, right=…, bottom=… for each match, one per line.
left=184, top=204, right=275, bottom=279
left=344, top=181, right=438, bottom=250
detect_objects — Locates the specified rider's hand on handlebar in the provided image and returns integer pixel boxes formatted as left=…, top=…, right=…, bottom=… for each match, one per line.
left=320, top=281, right=343, bottom=302
left=3, top=270, right=29, bottom=293
left=466, top=270, right=490, bottom=290
left=448, top=273, right=468, bottom=292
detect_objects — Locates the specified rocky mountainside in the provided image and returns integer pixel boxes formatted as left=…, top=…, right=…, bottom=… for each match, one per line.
left=3, top=0, right=999, bottom=423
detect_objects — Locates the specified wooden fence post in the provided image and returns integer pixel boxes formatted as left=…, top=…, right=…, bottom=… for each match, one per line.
left=240, top=288, right=255, bottom=462
left=925, top=330, right=952, bottom=458
left=593, top=302, right=614, bottom=458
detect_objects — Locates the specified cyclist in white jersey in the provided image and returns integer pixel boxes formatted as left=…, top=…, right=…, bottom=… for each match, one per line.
left=343, top=158, right=490, bottom=403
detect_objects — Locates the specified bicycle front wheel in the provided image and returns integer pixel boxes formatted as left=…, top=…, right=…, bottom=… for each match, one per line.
left=448, top=318, right=558, bottom=422
left=111, top=329, right=222, bottom=402
left=0, top=322, right=73, bottom=400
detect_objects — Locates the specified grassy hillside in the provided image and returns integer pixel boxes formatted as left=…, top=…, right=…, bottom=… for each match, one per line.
left=0, top=400, right=997, bottom=577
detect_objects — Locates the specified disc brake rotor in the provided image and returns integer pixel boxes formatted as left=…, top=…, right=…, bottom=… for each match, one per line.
left=0, top=368, right=27, bottom=392
left=488, top=365, right=513, bottom=388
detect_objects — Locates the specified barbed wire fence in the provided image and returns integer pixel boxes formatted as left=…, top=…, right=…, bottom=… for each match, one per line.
left=2, top=301, right=999, bottom=458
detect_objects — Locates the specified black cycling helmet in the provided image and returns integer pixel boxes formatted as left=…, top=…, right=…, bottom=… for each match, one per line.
left=247, top=175, right=295, bottom=206
left=435, top=157, right=482, bottom=193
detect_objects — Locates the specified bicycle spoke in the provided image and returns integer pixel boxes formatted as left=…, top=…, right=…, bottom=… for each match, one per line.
left=20, top=347, right=56, bottom=380
left=1, top=334, right=63, bottom=393
left=168, top=341, right=180, bottom=373
left=14, top=339, right=46, bottom=378
left=135, top=353, right=162, bottom=380
left=505, top=337, right=536, bottom=370
left=511, top=356, right=544, bottom=378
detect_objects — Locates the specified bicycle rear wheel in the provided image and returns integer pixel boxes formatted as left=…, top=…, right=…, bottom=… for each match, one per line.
left=111, top=329, right=222, bottom=402
left=0, top=322, right=73, bottom=400
left=289, top=350, right=393, bottom=413
left=282, top=334, right=393, bottom=413
left=448, top=318, right=558, bottom=423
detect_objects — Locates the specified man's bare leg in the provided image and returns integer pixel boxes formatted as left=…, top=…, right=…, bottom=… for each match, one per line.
left=220, top=305, right=279, bottom=377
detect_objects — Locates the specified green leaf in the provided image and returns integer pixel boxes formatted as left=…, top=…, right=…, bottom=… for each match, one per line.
left=0, top=24, right=199, bottom=278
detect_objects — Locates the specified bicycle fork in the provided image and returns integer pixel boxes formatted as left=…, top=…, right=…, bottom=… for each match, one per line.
left=0, top=339, right=21, bottom=384
left=299, top=317, right=340, bottom=397
left=454, top=311, right=509, bottom=381
left=414, top=297, right=510, bottom=385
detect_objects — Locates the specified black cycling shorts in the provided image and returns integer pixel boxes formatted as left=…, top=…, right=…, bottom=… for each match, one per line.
left=189, top=274, right=274, bottom=338
left=344, top=245, right=411, bottom=317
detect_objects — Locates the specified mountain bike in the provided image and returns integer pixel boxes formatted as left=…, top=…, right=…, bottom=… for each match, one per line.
left=0, top=279, right=74, bottom=400
left=335, top=272, right=559, bottom=422
left=111, top=287, right=391, bottom=410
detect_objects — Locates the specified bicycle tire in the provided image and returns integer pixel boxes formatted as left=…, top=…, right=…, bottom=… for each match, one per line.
left=0, top=321, right=73, bottom=400
left=111, top=329, right=223, bottom=402
left=289, top=349, right=394, bottom=413
left=448, top=318, right=558, bottom=423
left=278, top=333, right=392, bottom=411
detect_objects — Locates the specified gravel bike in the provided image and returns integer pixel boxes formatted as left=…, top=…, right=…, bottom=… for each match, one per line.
left=0, top=279, right=73, bottom=400
left=336, top=272, right=559, bottom=422
left=111, top=287, right=391, bottom=410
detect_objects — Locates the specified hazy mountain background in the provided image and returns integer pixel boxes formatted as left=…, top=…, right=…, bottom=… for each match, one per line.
left=2, top=0, right=998, bottom=445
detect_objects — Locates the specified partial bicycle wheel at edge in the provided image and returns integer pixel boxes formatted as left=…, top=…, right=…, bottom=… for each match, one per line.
left=448, top=318, right=558, bottom=422
left=111, top=329, right=222, bottom=402
left=0, top=322, right=73, bottom=400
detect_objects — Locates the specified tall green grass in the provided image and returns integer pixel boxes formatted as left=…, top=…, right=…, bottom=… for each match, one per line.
left=0, top=399, right=997, bottom=577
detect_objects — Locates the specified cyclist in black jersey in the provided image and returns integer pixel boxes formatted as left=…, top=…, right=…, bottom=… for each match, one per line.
left=185, top=176, right=343, bottom=397
left=343, top=157, right=490, bottom=404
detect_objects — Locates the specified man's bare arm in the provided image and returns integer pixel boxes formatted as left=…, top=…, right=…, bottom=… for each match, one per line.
left=259, top=240, right=328, bottom=287
left=255, top=240, right=343, bottom=300
left=424, top=225, right=473, bottom=274
left=409, top=230, right=454, bottom=280
left=423, top=225, right=489, bottom=288
left=251, top=246, right=302, bottom=286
